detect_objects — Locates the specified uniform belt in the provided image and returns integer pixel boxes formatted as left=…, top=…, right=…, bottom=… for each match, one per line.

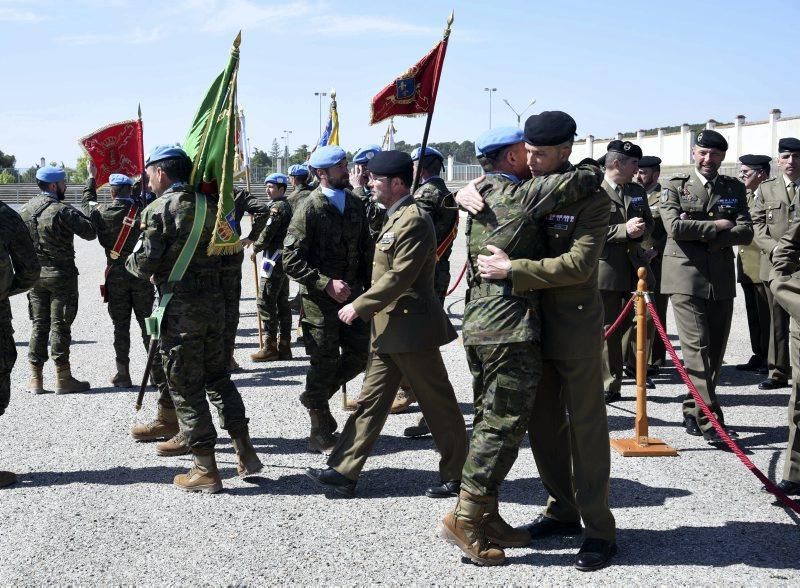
left=469, top=281, right=513, bottom=300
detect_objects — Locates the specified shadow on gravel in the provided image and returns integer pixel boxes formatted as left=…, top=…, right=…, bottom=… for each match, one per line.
left=19, top=466, right=186, bottom=487
left=719, top=391, right=791, bottom=408
left=235, top=366, right=308, bottom=387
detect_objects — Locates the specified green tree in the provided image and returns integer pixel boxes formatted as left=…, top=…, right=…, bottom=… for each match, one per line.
left=289, top=144, right=310, bottom=166
left=0, top=170, right=15, bottom=184
left=0, top=150, right=15, bottom=169
left=21, top=166, right=38, bottom=183
left=269, top=138, right=280, bottom=163
left=250, top=148, right=272, bottom=168
left=69, top=154, right=90, bottom=183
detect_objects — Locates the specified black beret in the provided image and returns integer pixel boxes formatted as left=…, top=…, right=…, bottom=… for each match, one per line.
left=739, top=154, right=772, bottom=166
left=778, top=137, right=800, bottom=153
left=695, top=130, right=728, bottom=151
left=596, top=153, right=607, bottom=167
left=367, top=150, right=413, bottom=176
left=524, top=111, right=577, bottom=146
left=638, top=155, right=662, bottom=168
left=607, top=140, right=643, bottom=160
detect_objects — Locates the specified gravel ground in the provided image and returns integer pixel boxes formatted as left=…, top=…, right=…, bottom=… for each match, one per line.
left=1, top=215, right=799, bottom=585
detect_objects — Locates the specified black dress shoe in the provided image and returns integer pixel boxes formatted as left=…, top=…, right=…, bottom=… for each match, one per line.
left=575, top=538, right=617, bottom=571
left=647, top=365, right=661, bottom=376
left=758, top=366, right=769, bottom=375
left=524, top=514, right=582, bottom=539
left=758, top=378, right=790, bottom=390
left=425, top=479, right=459, bottom=498
left=762, top=479, right=800, bottom=495
left=645, top=377, right=656, bottom=389
left=623, top=365, right=635, bottom=378
left=736, top=355, right=765, bottom=372
left=683, top=415, right=702, bottom=436
left=304, top=467, right=356, bottom=498
left=702, top=426, right=736, bottom=448
left=604, top=389, right=621, bottom=404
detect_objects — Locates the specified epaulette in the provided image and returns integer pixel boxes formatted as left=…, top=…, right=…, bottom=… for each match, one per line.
left=759, top=177, right=778, bottom=185
left=668, top=173, right=690, bottom=181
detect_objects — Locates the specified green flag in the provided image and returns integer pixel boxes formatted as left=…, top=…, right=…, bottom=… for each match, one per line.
left=184, top=31, right=241, bottom=255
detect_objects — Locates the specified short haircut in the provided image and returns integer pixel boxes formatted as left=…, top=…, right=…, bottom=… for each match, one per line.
left=420, top=155, right=443, bottom=176
left=111, top=185, right=133, bottom=198
left=751, top=162, right=770, bottom=173
left=605, top=151, right=636, bottom=168
left=476, top=145, right=513, bottom=173
left=148, top=155, right=192, bottom=183
left=36, top=180, right=51, bottom=192
left=388, top=168, right=414, bottom=189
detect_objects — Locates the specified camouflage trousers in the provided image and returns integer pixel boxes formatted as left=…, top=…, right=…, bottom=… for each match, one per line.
left=461, top=341, right=542, bottom=496
left=257, top=272, right=291, bottom=340
left=0, top=300, right=16, bottom=417
left=300, top=293, right=369, bottom=410
left=158, top=284, right=249, bottom=449
left=220, top=252, right=244, bottom=362
left=27, top=275, right=78, bottom=365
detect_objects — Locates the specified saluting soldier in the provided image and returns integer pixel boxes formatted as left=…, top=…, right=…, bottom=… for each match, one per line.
left=20, top=166, right=96, bottom=395
left=286, top=164, right=313, bottom=210
left=127, top=145, right=262, bottom=493
left=598, top=141, right=654, bottom=402
left=350, top=145, right=386, bottom=281
left=250, top=173, right=293, bottom=361
left=0, top=196, right=40, bottom=488
left=735, top=154, right=772, bottom=373
left=660, top=130, right=753, bottom=444
left=751, top=138, right=800, bottom=390
left=282, top=145, right=370, bottom=454
left=452, top=114, right=616, bottom=571
left=304, top=150, right=467, bottom=498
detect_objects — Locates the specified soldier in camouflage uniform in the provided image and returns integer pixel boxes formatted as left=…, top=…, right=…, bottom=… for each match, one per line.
left=438, top=126, right=603, bottom=567
left=283, top=145, right=370, bottom=454
left=126, top=145, right=262, bottom=493
left=350, top=145, right=387, bottom=273
left=286, top=164, right=314, bottom=210
left=20, top=166, right=96, bottom=394
left=0, top=198, right=41, bottom=488
left=250, top=173, right=293, bottom=361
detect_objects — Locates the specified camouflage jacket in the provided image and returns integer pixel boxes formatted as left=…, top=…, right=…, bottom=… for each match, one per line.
left=20, top=192, right=96, bottom=278
left=125, top=184, right=223, bottom=288
left=462, top=164, right=603, bottom=346
left=414, top=176, right=458, bottom=261
left=81, top=178, right=144, bottom=267
left=283, top=187, right=368, bottom=298
left=287, top=184, right=313, bottom=211
left=233, top=188, right=269, bottom=239
left=253, top=198, right=293, bottom=275
left=0, top=200, right=40, bottom=299
left=353, top=185, right=387, bottom=243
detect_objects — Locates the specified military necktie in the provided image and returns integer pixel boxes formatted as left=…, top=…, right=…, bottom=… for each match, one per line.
left=706, top=180, right=713, bottom=197
left=789, top=181, right=797, bottom=202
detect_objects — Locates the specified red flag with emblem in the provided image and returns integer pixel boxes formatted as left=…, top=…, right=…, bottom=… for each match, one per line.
left=369, top=27, right=451, bottom=125
left=79, top=119, right=144, bottom=188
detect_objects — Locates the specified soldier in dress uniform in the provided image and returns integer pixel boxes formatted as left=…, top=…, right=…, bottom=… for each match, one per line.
left=751, top=138, right=800, bottom=390
left=735, top=154, right=772, bottom=373
left=660, top=130, right=753, bottom=444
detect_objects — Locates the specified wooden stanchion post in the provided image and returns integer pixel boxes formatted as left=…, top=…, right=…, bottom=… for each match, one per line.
left=610, top=267, right=678, bottom=457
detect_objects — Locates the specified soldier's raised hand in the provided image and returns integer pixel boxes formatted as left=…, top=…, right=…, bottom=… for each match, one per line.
left=87, top=160, right=96, bottom=179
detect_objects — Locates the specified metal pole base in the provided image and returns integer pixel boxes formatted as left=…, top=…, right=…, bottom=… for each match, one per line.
left=610, top=438, right=678, bottom=457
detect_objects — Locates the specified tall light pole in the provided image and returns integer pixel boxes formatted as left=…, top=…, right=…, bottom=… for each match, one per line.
left=282, top=130, right=292, bottom=161
left=503, top=98, right=537, bottom=128
left=484, top=87, right=497, bottom=128
left=314, top=92, right=327, bottom=137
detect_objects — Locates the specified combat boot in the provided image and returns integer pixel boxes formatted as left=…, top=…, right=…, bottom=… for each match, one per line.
left=308, top=408, right=338, bottom=454
left=0, top=470, right=17, bottom=488
left=438, top=490, right=507, bottom=566
left=250, top=338, right=279, bottom=362
left=390, top=385, right=416, bottom=414
left=173, top=449, right=222, bottom=494
left=484, top=495, right=532, bottom=547
left=231, top=428, right=263, bottom=477
left=26, top=362, right=46, bottom=395
left=277, top=337, right=292, bottom=360
left=131, top=404, right=180, bottom=441
left=110, top=359, right=133, bottom=388
left=54, top=362, right=90, bottom=394
left=155, top=430, right=190, bottom=457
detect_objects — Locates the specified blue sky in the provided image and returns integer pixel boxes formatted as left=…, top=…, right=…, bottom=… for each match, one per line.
left=2, top=0, right=799, bottom=168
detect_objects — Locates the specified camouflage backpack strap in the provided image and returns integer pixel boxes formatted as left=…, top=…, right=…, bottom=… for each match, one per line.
left=144, top=193, right=208, bottom=340
left=26, top=198, right=55, bottom=259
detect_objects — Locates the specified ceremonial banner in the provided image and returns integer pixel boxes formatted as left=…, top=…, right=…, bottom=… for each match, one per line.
left=79, top=119, right=144, bottom=188
left=318, top=91, right=339, bottom=147
left=369, top=23, right=451, bottom=125
left=234, top=109, right=250, bottom=179
left=184, top=32, right=242, bottom=255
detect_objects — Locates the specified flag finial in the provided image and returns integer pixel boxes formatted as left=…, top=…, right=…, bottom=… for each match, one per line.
left=330, top=89, right=337, bottom=100
left=233, top=31, right=242, bottom=49
left=137, top=103, right=142, bottom=119
left=445, top=11, right=454, bottom=37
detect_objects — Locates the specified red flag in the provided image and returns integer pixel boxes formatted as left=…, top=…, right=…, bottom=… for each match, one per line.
left=369, top=36, right=449, bottom=125
left=79, top=119, right=144, bottom=187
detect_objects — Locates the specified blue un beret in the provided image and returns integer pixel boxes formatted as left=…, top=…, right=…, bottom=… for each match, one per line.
left=109, top=173, right=133, bottom=186
left=475, top=127, right=524, bottom=157
left=309, top=145, right=346, bottom=169
left=411, top=146, right=444, bottom=162
left=288, top=164, right=309, bottom=177
left=145, top=144, right=189, bottom=167
left=353, top=144, right=383, bottom=164
left=264, top=173, right=289, bottom=186
left=35, top=166, right=66, bottom=183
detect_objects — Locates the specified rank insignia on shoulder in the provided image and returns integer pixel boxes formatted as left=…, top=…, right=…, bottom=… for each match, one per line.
left=379, top=232, right=395, bottom=244
left=661, top=191, right=671, bottom=203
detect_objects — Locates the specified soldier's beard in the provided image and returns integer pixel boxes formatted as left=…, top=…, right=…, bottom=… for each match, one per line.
left=56, top=187, right=66, bottom=201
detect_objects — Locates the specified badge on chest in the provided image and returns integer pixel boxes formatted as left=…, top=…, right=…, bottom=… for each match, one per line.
left=379, top=232, right=395, bottom=245
left=545, top=213, right=574, bottom=231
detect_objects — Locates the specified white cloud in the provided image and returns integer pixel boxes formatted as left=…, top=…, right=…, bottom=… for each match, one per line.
left=56, top=27, right=163, bottom=46
left=0, top=6, right=44, bottom=22
left=307, top=15, right=438, bottom=37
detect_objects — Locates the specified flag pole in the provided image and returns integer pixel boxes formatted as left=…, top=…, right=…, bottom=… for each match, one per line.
left=411, top=11, right=453, bottom=194
left=241, top=108, right=265, bottom=351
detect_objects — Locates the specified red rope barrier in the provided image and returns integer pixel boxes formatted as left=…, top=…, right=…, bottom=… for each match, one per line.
left=646, top=299, right=800, bottom=515
left=604, top=295, right=636, bottom=340
left=446, top=260, right=469, bottom=296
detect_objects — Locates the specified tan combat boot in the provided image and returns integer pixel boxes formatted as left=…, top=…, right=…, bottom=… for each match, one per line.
left=110, top=359, right=133, bottom=388
left=155, top=430, right=190, bottom=457
left=231, top=428, right=263, bottom=477
left=438, top=490, right=507, bottom=566
left=173, top=449, right=222, bottom=494
left=484, top=495, right=532, bottom=547
left=131, top=404, right=180, bottom=441
left=0, top=470, right=17, bottom=488
left=250, top=338, right=278, bottom=362
left=308, top=408, right=338, bottom=454
left=27, top=362, right=46, bottom=395
left=54, top=362, right=90, bottom=394
left=277, top=337, right=292, bottom=360
left=390, top=385, right=416, bottom=414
